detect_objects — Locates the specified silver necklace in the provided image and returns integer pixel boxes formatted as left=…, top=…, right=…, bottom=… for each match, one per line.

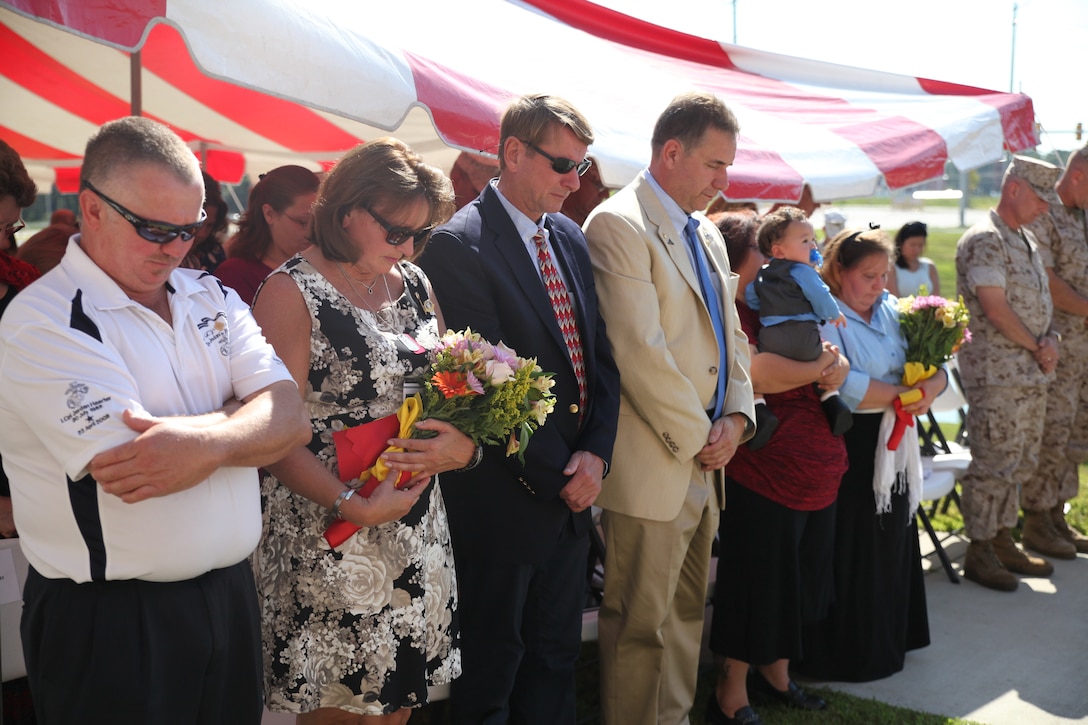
left=338, top=263, right=379, bottom=294
left=336, top=262, right=398, bottom=331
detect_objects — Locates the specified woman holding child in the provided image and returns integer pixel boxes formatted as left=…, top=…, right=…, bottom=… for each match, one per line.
left=706, top=209, right=849, bottom=725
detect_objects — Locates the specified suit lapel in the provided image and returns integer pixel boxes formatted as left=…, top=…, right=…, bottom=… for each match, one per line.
left=694, top=217, right=731, bottom=283
left=633, top=178, right=703, bottom=300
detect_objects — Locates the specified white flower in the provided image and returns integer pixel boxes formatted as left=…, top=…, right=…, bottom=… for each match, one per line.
left=319, top=683, right=355, bottom=707
left=376, top=523, right=417, bottom=576
left=339, top=551, right=394, bottom=616
left=530, top=373, right=555, bottom=393
left=484, top=359, right=515, bottom=385
left=529, top=397, right=555, bottom=426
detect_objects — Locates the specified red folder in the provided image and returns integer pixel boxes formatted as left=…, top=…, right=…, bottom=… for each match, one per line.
left=324, top=414, right=412, bottom=547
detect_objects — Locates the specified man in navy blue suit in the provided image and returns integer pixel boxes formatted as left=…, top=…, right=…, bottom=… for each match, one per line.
left=419, top=94, right=620, bottom=724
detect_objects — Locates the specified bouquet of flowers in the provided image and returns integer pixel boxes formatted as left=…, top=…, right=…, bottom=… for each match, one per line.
left=887, top=293, right=971, bottom=449
left=324, top=328, right=556, bottom=547
left=412, top=328, right=557, bottom=458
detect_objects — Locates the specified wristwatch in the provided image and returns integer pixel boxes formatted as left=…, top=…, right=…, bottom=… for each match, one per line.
left=740, top=413, right=755, bottom=439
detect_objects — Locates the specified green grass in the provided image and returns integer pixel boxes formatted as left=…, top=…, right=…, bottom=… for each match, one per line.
left=413, top=644, right=984, bottom=724
left=928, top=454, right=1088, bottom=537
left=845, top=197, right=993, bottom=210
left=921, top=228, right=961, bottom=301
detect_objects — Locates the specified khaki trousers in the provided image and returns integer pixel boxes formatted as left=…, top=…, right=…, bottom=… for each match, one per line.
left=961, top=384, right=1047, bottom=541
left=1025, top=326, right=1088, bottom=507
left=598, top=465, right=719, bottom=725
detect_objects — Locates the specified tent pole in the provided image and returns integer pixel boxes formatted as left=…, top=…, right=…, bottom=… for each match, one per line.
left=130, top=50, right=142, bottom=116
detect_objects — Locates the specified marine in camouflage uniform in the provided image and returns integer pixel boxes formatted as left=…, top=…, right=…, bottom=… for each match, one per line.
left=955, top=155, right=1065, bottom=591
left=1023, top=145, right=1088, bottom=553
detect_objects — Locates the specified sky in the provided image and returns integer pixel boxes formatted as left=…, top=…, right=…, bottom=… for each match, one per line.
left=595, top=0, right=1085, bottom=153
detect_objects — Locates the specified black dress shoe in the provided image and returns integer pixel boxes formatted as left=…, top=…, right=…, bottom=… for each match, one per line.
left=705, top=695, right=764, bottom=725
left=747, top=404, right=779, bottom=450
left=749, top=669, right=827, bottom=711
left=820, top=393, right=853, bottom=436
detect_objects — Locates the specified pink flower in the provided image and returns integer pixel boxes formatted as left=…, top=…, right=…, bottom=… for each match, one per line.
left=912, top=295, right=947, bottom=311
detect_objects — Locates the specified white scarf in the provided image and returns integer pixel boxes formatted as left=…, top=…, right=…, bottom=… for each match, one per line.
left=873, top=407, right=923, bottom=521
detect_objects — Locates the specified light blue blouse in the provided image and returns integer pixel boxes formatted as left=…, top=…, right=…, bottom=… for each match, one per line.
left=820, top=291, right=907, bottom=411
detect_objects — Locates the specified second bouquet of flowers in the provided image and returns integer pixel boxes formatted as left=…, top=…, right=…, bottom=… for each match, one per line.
left=887, top=293, right=971, bottom=450
left=325, top=328, right=556, bottom=547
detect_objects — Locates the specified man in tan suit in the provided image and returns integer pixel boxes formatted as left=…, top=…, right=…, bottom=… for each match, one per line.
left=583, top=92, right=755, bottom=724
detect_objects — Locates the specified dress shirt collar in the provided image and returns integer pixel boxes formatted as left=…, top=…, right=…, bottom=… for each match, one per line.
left=492, top=178, right=548, bottom=243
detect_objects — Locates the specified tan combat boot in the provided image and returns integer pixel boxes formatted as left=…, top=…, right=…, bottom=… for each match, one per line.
left=1021, top=509, right=1076, bottom=560
left=1050, top=504, right=1088, bottom=554
left=992, top=527, right=1054, bottom=576
left=963, top=539, right=1018, bottom=591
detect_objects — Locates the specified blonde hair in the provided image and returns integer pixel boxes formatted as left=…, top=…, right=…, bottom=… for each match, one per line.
left=498, top=94, right=594, bottom=171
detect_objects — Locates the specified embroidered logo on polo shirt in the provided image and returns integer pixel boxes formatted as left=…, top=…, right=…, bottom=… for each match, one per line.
left=197, top=312, right=230, bottom=356
left=65, top=382, right=89, bottom=410
left=59, top=382, right=112, bottom=436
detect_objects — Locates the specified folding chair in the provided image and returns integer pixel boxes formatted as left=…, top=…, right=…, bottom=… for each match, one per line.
left=918, top=355, right=969, bottom=456
left=917, top=465, right=960, bottom=583
left=916, top=356, right=971, bottom=523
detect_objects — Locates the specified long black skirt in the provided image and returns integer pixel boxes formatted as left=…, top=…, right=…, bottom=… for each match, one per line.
left=795, top=412, right=930, bottom=682
left=709, top=479, right=836, bottom=665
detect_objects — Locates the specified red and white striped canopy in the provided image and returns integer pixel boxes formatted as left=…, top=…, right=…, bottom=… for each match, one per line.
left=2, top=0, right=1037, bottom=201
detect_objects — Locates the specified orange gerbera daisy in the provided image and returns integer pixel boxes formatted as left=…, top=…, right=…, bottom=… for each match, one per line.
left=432, top=371, right=481, bottom=399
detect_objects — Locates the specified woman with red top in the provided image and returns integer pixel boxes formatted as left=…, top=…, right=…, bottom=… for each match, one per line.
left=705, top=211, right=849, bottom=725
left=217, top=165, right=319, bottom=304
left=1, top=139, right=42, bottom=543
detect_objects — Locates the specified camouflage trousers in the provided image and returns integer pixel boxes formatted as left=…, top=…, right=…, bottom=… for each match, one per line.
left=1023, top=328, right=1088, bottom=508
left=960, top=384, right=1047, bottom=541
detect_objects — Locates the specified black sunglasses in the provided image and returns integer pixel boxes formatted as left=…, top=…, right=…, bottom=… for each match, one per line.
left=525, top=142, right=593, bottom=176
left=82, top=179, right=207, bottom=244
left=366, top=206, right=434, bottom=247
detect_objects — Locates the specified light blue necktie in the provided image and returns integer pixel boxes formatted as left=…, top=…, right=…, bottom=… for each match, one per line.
left=684, top=216, right=727, bottom=420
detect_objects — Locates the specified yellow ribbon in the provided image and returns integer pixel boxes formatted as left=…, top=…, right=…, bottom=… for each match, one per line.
left=369, top=394, right=422, bottom=483
left=898, top=362, right=938, bottom=404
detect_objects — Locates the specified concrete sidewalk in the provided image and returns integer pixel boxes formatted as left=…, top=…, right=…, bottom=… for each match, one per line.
left=801, top=531, right=1088, bottom=724
left=261, top=527, right=1088, bottom=725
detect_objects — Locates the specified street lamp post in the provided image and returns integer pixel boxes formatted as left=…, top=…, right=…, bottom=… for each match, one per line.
left=1009, top=2, right=1017, bottom=93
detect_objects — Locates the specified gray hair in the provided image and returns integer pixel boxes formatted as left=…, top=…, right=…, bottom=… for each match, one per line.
left=81, top=116, right=201, bottom=192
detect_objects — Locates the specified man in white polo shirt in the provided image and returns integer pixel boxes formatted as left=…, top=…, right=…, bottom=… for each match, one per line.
left=0, top=117, right=309, bottom=724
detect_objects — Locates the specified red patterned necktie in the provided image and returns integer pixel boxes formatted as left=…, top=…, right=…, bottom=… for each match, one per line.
left=533, top=229, right=587, bottom=413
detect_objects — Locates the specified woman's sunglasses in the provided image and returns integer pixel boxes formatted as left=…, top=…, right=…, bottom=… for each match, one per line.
left=82, top=179, right=207, bottom=244
left=367, top=207, right=434, bottom=247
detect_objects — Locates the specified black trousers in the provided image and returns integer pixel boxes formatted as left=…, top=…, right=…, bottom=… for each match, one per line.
left=450, top=520, right=588, bottom=725
left=21, top=560, right=263, bottom=725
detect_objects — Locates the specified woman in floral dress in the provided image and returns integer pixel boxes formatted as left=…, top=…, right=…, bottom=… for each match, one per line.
left=252, top=138, right=476, bottom=723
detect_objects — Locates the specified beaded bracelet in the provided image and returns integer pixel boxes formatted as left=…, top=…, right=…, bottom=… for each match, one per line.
left=456, top=445, right=483, bottom=472
left=331, top=487, right=357, bottom=520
